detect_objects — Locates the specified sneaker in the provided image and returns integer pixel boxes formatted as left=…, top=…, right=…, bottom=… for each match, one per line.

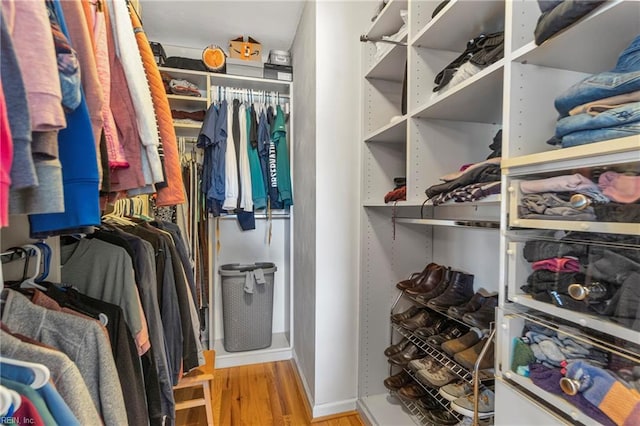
left=439, top=381, right=472, bottom=402
left=408, top=356, right=439, bottom=373
left=416, top=365, right=457, bottom=388
left=451, top=387, right=495, bottom=418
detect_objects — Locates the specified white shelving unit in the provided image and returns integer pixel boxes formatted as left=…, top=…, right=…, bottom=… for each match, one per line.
left=358, top=0, right=640, bottom=425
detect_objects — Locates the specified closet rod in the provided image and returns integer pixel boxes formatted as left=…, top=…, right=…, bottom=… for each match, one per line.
left=216, top=213, right=290, bottom=220
left=359, top=34, right=407, bottom=46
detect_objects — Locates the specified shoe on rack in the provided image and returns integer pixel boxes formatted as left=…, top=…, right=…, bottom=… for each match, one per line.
left=414, top=317, right=450, bottom=339
left=441, top=329, right=483, bottom=357
left=383, top=370, right=412, bottom=391
left=462, top=295, right=498, bottom=329
left=397, top=382, right=428, bottom=400
left=451, top=387, right=495, bottom=418
left=439, top=381, right=472, bottom=402
left=427, top=271, right=475, bottom=309
left=427, top=325, right=466, bottom=347
left=416, top=365, right=457, bottom=388
left=405, top=265, right=448, bottom=296
left=400, top=310, right=433, bottom=331
left=408, top=355, right=439, bottom=373
left=426, top=409, right=459, bottom=425
left=391, top=305, right=421, bottom=324
left=453, top=337, right=495, bottom=371
left=415, top=269, right=457, bottom=304
left=396, top=263, right=439, bottom=291
left=384, top=337, right=411, bottom=357
left=448, top=290, right=491, bottom=319
left=416, top=394, right=440, bottom=411
left=388, top=344, right=423, bottom=366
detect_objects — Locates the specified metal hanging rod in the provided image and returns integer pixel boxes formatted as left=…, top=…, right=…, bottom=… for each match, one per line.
left=359, top=34, right=407, bottom=46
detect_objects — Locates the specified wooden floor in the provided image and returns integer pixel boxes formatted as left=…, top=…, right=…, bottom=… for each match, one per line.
left=175, top=360, right=365, bottom=426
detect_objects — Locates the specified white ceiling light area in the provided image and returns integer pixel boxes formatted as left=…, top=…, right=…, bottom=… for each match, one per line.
left=140, top=0, right=306, bottom=62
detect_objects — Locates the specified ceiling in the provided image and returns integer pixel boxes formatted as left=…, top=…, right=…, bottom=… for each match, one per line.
left=140, top=1, right=306, bottom=61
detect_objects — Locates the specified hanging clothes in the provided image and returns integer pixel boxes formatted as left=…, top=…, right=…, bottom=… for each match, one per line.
left=273, top=104, right=293, bottom=208
left=248, top=104, right=267, bottom=210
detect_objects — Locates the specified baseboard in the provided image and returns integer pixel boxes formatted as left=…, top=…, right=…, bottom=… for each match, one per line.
left=311, top=410, right=360, bottom=424
left=291, top=352, right=314, bottom=422
left=311, top=398, right=358, bottom=419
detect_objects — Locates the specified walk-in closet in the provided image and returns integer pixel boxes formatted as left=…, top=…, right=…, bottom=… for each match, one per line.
left=1, top=1, right=639, bottom=425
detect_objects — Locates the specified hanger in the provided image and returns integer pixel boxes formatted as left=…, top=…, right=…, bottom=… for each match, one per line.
left=0, top=357, right=50, bottom=389
left=0, top=385, right=15, bottom=417
left=34, top=241, right=51, bottom=283
left=19, top=244, right=47, bottom=291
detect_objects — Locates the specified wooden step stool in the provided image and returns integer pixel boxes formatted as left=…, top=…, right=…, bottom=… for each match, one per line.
left=173, top=350, right=215, bottom=425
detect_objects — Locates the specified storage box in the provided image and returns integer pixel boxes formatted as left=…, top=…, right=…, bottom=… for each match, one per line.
left=219, top=262, right=277, bottom=352
left=228, top=36, right=262, bottom=62
left=268, top=49, right=291, bottom=66
left=226, top=58, right=263, bottom=78
left=263, top=63, right=293, bottom=82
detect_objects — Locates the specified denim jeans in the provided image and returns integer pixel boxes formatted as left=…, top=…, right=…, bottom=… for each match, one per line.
left=555, top=34, right=640, bottom=116
left=556, top=101, right=640, bottom=137
left=561, top=122, right=640, bottom=147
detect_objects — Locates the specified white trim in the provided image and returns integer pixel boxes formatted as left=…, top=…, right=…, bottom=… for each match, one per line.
left=292, top=350, right=315, bottom=412
left=312, top=398, right=358, bottom=419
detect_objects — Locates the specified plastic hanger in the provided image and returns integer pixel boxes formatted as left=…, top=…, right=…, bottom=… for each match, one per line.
left=0, top=356, right=50, bottom=389
left=34, top=241, right=51, bottom=283
left=0, top=385, right=14, bottom=417
left=19, top=244, right=47, bottom=291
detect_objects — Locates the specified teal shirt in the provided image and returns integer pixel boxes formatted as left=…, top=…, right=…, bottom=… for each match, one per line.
left=247, top=106, right=267, bottom=209
left=272, top=105, right=293, bottom=208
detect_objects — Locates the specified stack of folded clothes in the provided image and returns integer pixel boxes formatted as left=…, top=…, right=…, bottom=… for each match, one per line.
left=520, top=232, right=640, bottom=330
left=511, top=321, right=640, bottom=425
left=534, top=0, right=606, bottom=46
left=518, top=171, right=640, bottom=223
left=548, top=34, right=640, bottom=148
left=433, top=31, right=504, bottom=93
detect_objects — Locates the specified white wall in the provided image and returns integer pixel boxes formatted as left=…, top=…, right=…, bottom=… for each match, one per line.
left=312, top=0, right=373, bottom=416
left=291, top=0, right=318, bottom=408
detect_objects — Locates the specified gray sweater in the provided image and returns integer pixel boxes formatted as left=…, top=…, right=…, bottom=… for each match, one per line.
left=1, top=290, right=127, bottom=425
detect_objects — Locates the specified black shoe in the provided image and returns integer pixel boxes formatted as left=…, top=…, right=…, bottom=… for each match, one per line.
left=383, top=370, right=412, bottom=391
left=462, top=296, right=497, bottom=329
left=427, top=272, right=474, bottom=309
left=401, top=310, right=433, bottom=331
left=448, top=291, right=487, bottom=319
left=426, top=409, right=459, bottom=425
left=414, top=317, right=449, bottom=339
left=426, top=325, right=466, bottom=347
left=384, top=338, right=410, bottom=357
left=388, top=344, right=422, bottom=366
left=415, top=269, right=456, bottom=304
left=416, top=394, right=440, bottom=411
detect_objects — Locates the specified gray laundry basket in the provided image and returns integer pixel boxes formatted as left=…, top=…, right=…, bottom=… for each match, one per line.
left=219, top=262, right=277, bottom=352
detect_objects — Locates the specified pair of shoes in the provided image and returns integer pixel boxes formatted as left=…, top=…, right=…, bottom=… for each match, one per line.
left=414, top=317, right=449, bottom=339
left=397, top=383, right=427, bottom=400
left=451, top=387, right=495, bottom=418
left=425, top=409, right=459, bottom=425
left=384, top=337, right=410, bottom=357
left=462, top=296, right=498, bottom=329
left=383, top=370, right=411, bottom=391
left=427, top=271, right=475, bottom=309
left=448, top=291, right=490, bottom=319
left=388, top=344, right=423, bottom=366
left=453, top=338, right=495, bottom=371
left=401, top=310, right=434, bottom=331
left=439, top=381, right=472, bottom=401
left=441, top=329, right=483, bottom=356
left=454, top=415, right=493, bottom=426
left=416, top=364, right=458, bottom=388
left=391, top=305, right=420, bottom=323
left=405, top=265, right=449, bottom=296
left=396, top=263, right=439, bottom=291
left=427, top=325, right=466, bottom=347
left=416, top=394, right=440, bottom=411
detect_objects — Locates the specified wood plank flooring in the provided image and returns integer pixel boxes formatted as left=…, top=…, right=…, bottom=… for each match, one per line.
left=176, top=360, right=365, bottom=426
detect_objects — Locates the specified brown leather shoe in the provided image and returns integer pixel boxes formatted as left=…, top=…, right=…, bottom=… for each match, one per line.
left=391, top=305, right=420, bottom=323
left=405, top=265, right=447, bottom=296
left=388, top=344, right=422, bottom=366
left=383, top=370, right=412, bottom=390
left=415, top=269, right=457, bottom=304
left=400, top=310, right=432, bottom=331
left=397, top=383, right=428, bottom=400
left=397, top=263, right=439, bottom=290
left=384, top=338, right=410, bottom=357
